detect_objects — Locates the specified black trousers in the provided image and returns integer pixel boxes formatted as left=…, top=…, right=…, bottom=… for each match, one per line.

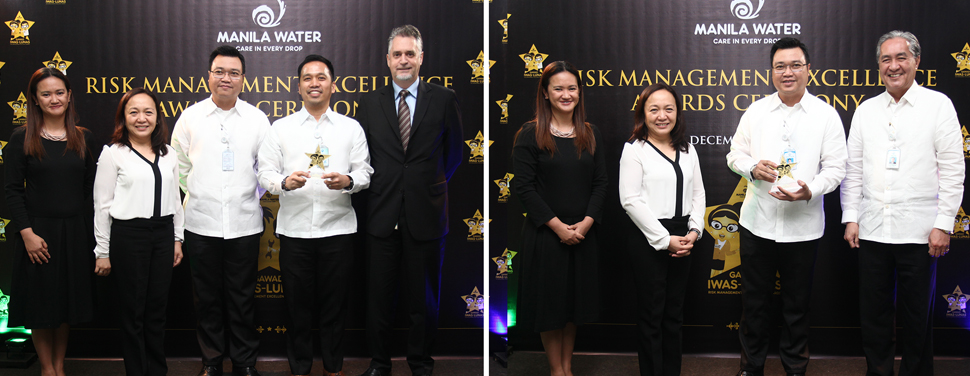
left=630, top=231, right=691, bottom=376
left=365, top=210, right=445, bottom=375
left=738, top=226, right=818, bottom=375
left=859, top=240, right=936, bottom=376
left=279, top=234, right=353, bottom=375
left=184, top=231, right=260, bottom=367
left=111, top=217, right=175, bottom=376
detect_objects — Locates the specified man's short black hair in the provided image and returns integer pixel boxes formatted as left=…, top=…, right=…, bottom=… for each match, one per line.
left=770, top=37, right=810, bottom=65
left=297, top=54, right=335, bottom=80
left=209, top=45, right=246, bottom=73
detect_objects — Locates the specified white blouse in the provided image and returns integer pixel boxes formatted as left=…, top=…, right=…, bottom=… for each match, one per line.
left=619, top=140, right=706, bottom=251
left=93, top=144, right=185, bottom=258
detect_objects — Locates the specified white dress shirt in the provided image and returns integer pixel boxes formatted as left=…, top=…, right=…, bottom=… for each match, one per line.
left=727, top=90, right=847, bottom=242
left=620, top=141, right=706, bottom=250
left=257, top=107, right=373, bottom=238
left=171, top=97, right=270, bottom=239
left=392, top=79, right=419, bottom=125
left=841, top=84, right=965, bottom=244
left=93, top=144, right=185, bottom=258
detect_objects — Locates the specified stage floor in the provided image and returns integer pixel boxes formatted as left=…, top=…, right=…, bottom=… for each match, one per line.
left=1, top=357, right=485, bottom=376
left=497, top=353, right=970, bottom=375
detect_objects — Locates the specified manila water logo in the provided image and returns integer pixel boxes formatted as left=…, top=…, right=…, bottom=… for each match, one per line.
left=731, top=0, right=764, bottom=20
left=253, top=0, right=286, bottom=28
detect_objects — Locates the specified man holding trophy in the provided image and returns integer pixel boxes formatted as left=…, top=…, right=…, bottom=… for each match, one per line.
left=726, top=38, right=847, bottom=376
left=256, top=54, right=373, bottom=376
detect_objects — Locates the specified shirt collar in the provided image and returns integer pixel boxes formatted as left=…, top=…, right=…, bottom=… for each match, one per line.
left=297, top=107, right=332, bottom=126
left=392, top=79, right=420, bottom=100
left=883, top=82, right=922, bottom=108
left=204, top=96, right=240, bottom=116
left=770, top=90, right=812, bottom=113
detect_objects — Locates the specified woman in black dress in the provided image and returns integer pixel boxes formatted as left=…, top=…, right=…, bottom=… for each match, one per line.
left=619, top=84, right=706, bottom=375
left=512, top=61, right=607, bottom=376
left=5, top=67, right=96, bottom=376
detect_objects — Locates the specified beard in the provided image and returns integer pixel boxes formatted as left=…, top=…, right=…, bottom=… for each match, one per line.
left=394, top=72, right=414, bottom=82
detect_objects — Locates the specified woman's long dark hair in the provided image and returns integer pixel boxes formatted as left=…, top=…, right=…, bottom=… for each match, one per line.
left=23, top=67, right=86, bottom=159
left=110, top=88, right=169, bottom=156
left=629, top=83, right=689, bottom=153
left=516, top=61, right=595, bottom=157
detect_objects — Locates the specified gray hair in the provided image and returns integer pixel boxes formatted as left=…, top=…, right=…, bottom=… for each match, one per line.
left=876, top=30, right=921, bottom=60
left=387, top=25, right=423, bottom=54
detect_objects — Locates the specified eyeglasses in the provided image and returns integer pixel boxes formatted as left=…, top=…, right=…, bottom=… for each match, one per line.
left=210, top=69, right=243, bottom=80
left=772, top=62, right=806, bottom=73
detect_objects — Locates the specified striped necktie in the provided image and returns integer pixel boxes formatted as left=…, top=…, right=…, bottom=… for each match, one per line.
left=398, top=90, right=411, bottom=151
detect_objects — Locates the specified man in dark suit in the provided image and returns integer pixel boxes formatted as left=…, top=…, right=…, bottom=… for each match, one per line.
left=355, top=25, right=463, bottom=376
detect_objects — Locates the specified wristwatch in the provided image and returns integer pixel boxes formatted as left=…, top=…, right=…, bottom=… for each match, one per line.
left=688, top=228, right=701, bottom=237
left=344, top=176, right=354, bottom=190
left=281, top=176, right=291, bottom=191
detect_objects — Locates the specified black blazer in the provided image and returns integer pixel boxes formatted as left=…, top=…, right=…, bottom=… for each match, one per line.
left=357, top=81, right=463, bottom=240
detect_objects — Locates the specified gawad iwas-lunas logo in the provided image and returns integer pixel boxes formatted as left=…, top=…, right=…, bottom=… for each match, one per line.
left=467, top=51, right=495, bottom=84
left=944, top=286, right=967, bottom=318
left=705, top=179, right=746, bottom=294
left=0, top=140, right=9, bottom=164
left=493, top=249, right=517, bottom=280
left=256, top=192, right=284, bottom=299
left=43, top=52, right=72, bottom=76
left=731, top=0, right=764, bottom=20
left=0, top=288, right=9, bottom=319
left=5, top=12, right=34, bottom=45
left=9, top=93, right=27, bottom=125
left=462, top=286, right=484, bottom=318
left=961, top=126, right=969, bottom=159
left=496, top=94, right=512, bottom=124
left=520, top=45, right=548, bottom=78
left=464, top=209, right=487, bottom=242
left=952, top=43, right=970, bottom=78
left=253, top=0, right=286, bottom=28
left=0, top=217, right=10, bottom=242
left=46, top=0, right=67, bottom=4
left=953, top=207, right=969, bottom=239
left=0, top=61, right=5, bottom=85
left=494, top=173, right=513, bottom=203
left=498, top=14, right=510, bottom=44
left=465, top=130, right=490, bottom=164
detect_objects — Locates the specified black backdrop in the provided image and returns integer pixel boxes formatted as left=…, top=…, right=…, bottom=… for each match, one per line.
left=0, top=0, right=484, bottom=359
left=491, top=0, right=970, bottom=357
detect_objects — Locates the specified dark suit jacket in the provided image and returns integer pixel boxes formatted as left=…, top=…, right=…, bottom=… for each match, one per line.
left=357, top=81, right=463, bottom=241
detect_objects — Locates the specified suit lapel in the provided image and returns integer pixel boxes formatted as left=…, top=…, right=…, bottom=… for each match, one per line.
left=379, top=85, right=404, bottom=149
left=410, top=81, right=432, bottom=136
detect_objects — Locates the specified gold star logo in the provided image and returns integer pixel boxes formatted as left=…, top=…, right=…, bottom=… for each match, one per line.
left=0, top=61, right=5, bottom=85
left=961, top=126, right=970, bottom=159
left=465, top=131, right=491, bottom=160
left=305, top=145, right=330, bottom=171
left=42, top=52, right=73, bottom=75
left=494, top=173, right=513, bottom=202
left=943, top=286, right=967, bottom=313
left=464, top=210, right=489, bottom=238
left=496, top=94, right=512, bottom=123
left=0, top=139, right=9, bottom=164
left=705, top=179, right=747, bottom=278
left=461, top=286, right=483, bottom=314
left=8, top=93, right=27, bottom=121
left=952, top=43, right=970, bottom=73
left=492, top=249, right=517, bottom=276
left=5, top=12, right=34, bottom=44
left=467, top=51, right=495, bottom=82
left=519, top=44, right=549, bottom=75
left=498, top=14, right=510, bottom=43
left=0, top=217, right=10, bottom=242
left=776, top=159, right=796, bottom=180
left=954, top=207, right=969, bottom=237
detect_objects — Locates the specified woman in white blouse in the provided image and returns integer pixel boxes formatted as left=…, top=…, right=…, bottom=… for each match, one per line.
left=93, top=88, right=184, bottom=376
left=619, top=83, right=706, bottom=376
